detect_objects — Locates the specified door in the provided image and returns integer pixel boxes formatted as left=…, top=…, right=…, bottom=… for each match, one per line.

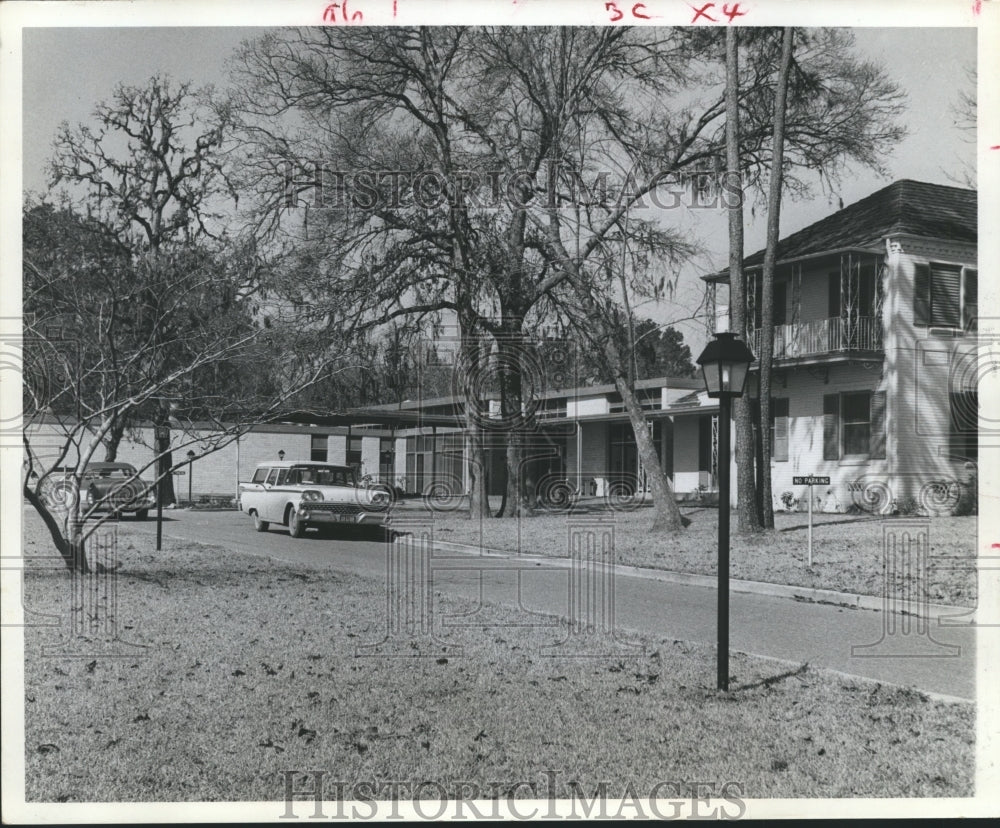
left=240, top=466, right=270, bottom=515
left=260, top=467, right=282, bottom=521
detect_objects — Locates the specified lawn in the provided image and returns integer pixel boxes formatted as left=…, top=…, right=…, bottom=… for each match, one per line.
left=415, top=503, right=978, bottom=607
left=20, top=516, right=974, bottom=803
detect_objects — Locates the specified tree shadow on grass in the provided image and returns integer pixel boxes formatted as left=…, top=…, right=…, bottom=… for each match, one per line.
left=778, top=517, right=878, bottom=533
left=733, top=662, right=810, bottom=692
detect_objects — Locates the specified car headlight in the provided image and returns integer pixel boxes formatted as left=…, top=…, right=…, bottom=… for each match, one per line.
left=371, top=491, right=389, bottom=505
left=301, top=490, right=324, bottom=502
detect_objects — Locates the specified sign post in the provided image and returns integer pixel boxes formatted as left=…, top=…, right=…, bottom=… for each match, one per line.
left=793, top=475, right=830, bottom=567
left=155, top=425, right=170, bottom=552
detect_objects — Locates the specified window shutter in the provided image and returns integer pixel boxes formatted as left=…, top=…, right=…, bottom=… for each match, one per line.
left=913, top=262, right=930, bottom=327
left=823, top=394, right=840, bottom=461
left=930, top=263, right=961, bottom=328
left=870, top=391, right=886, bottom=459
left=773, top=398, right=789, bottom=462
left=964, top=268, right=978, bottom=331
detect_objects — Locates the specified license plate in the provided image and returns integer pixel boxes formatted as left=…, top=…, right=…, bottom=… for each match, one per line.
left=336, top=514, right=353, bottom=522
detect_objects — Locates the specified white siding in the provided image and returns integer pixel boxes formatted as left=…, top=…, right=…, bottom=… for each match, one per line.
left=394, top=437, right=408, bottom=488
left=360, top=436, right=380, bottom=479
left=567, top=396, right=609, bottom=417
left=329, top=435, right=347, bottom=465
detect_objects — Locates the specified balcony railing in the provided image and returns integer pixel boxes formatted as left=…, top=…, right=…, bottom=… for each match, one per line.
left=750, top=316, right=882, bottom=361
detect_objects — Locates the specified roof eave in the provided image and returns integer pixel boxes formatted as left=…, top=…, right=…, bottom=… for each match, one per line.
left=702, top=244, right=885, bottom=284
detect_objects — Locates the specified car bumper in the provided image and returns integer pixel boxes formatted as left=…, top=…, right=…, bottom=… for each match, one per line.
left=88, top=500, right=154, bottom=512
left=297, top=509, right=387, bottom=525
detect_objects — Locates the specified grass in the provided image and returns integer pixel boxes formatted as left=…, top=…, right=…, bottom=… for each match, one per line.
left=414, top=503, right=978, bottom=607
left=20, top=512, right=974, bottom=802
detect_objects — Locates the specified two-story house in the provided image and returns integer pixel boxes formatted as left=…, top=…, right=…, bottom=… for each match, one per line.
left=705, top=179, right=978, bottom=513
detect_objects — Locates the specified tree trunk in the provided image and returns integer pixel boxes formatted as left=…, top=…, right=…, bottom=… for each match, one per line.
left=466, top=424, right=491, bottom=518
left=497, top=328, right=530, bottom=518
left=613, top=372, right=685, bottom=532
left=459, top=328, right=492, bottom=518
left=757, top=27, right=795, bottom=531
left=725, top=26, right=761, bottom=534
left=23, top=484, right=87, bottom=572
left=103, top=414, right=127, bottom=462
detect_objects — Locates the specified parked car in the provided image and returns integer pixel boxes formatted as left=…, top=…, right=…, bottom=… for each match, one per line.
left=82, top=462, right=157, bottom=520
left=238, top=461, right=391, bottom=537
left=37, top=462, right=157, bottom=520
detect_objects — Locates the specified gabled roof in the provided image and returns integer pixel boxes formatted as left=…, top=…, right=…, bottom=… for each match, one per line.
left=708, top=179, right=977, bottom=280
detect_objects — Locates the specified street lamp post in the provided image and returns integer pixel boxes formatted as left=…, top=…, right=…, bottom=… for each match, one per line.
left=186, top=449, right=195, bottom=506
left=696, top=331, right=755, bottom=691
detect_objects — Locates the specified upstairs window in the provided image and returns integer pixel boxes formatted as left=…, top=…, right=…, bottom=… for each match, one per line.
left=829, top=262, right=878, bottom=320
left=749, top=275, right=788, bottom=327
left=914, top=262, right=977, bottom=331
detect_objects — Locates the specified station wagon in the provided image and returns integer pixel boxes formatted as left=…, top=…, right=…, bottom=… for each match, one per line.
left=238, top=461, right=390, bottom=537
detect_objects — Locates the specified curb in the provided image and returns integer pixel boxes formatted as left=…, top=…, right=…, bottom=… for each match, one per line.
left=427, top=538, right=975, bottom=624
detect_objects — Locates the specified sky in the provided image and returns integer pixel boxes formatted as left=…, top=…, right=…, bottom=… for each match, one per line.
left=19, top=25, right=979, bottom=354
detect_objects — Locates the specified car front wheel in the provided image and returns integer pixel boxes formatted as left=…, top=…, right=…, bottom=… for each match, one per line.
left=253, top=512, right=269, bottom=533
left=287, top=508, right=306, bottom=538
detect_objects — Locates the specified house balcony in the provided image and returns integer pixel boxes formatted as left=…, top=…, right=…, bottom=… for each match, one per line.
left=749, top=316, right=883, bottom=365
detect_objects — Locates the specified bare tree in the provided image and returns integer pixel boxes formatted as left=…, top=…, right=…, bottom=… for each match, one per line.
left=23, top=204, right=334, bottom=573
left=48, top=74, right=237, bottom=501
left=225, top=26, right=906, bottom=530
left=948, top=64, right=976, bottom=189
left=543, top=259, right=703, bottom=531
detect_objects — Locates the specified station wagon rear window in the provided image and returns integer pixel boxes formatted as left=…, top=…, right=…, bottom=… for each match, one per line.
left=91, top=465, right=138, bottom=478
left=288, top=465, right=356, bottom=487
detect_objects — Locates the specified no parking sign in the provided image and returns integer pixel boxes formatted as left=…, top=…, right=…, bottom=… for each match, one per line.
left=793, top=476, right=830, bottom=566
